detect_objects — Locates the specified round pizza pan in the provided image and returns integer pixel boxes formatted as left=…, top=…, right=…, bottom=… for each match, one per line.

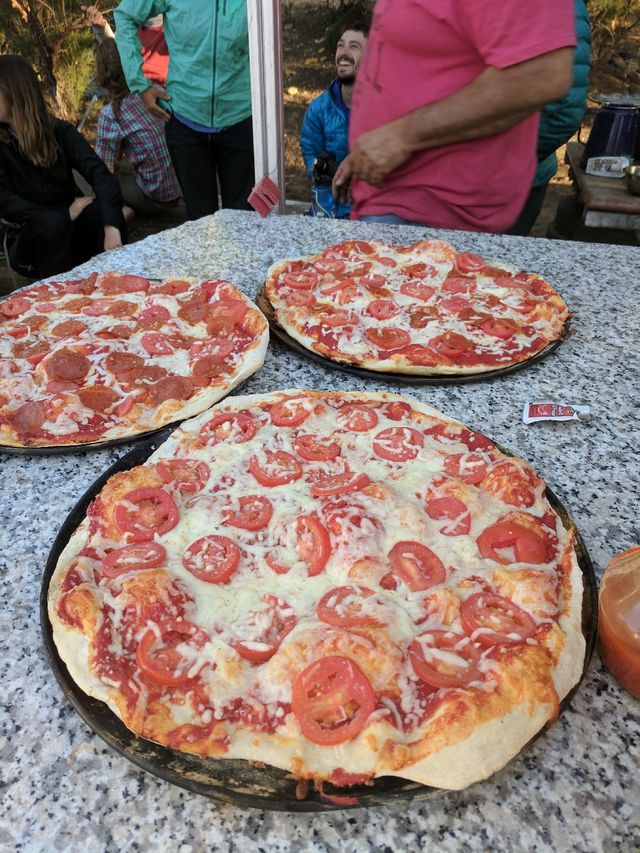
left=256, top=285, right=569, bottom=386
left=40, top=430, right=597, bottom=811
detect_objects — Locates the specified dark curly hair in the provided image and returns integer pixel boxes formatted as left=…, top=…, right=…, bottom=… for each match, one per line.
left=95, top=39, right=130, bottom=120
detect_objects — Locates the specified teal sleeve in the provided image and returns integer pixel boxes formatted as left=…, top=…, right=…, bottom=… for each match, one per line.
left=114, top=0, right=166, bottom=94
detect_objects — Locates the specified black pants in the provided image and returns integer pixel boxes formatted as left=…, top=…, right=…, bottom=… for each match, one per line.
left=165, top=115, right=255, bottom=220
left=505, top=183, right=549, bottom=236
left=8, top=201, right=107, bottom=279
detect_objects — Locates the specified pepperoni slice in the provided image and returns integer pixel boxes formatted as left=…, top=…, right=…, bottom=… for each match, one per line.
left=12, top=339, right=50, bottom=363
left=100, top=273, right=150, bottom=294
left=141, top=333, right=175, bottom=356
left=366, top=299, right=399, bottom=320
left=6, top=400, right=46, bottom=433
left=178, top=299, right=208, bottom=324
left=480, top=318, right=518, bottom=340
left=399, top=281, right=435, bottom=301
left=155, top=459, right=210, bottom=493
left=105, top=352, right=144, bottom=374
left=444, top=452, right=488, bottom=485
left=78, top=385, right=120, bottom=413
left=97, top=324, right=133, bottom=340
left=64, top=296, right=93, bottom=312
left=0, top=296, right=30, bottom=318
left=46, top=349, right=90, bottom=382
left=190, top=356, right=227, bottom=378
left=51, top=319, right=87, bottom=338
left=148, top=375, right=193, bottom=405
left=151, top=279, right=191, bottom=295
left=442, top=275, right=475, bottom=294
left=455, top=252, right=485, bottom=273
left=188, top=338, right=235, bottom=363
left=82, top=298, right=136, bottom=317
left=373, top=427, right=424, bottom=461
left=426, top=496, right=471, bottom=536
left=393, top=344, right=442, bottom=367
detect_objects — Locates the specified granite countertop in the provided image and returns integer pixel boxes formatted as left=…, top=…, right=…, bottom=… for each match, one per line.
left=1, top=210, right=638, bottom=852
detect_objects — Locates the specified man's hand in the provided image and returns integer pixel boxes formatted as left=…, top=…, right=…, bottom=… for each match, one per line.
left=81, top=5, right=107, bottom=28
left=348, top=118, right=415, bottom=188
left=69, top=196, right=94, bottom=221
left=332, top=154, right=353, bottom=205
left=142, top=87, right=172, bottom=121
left=103, top=226, right=123, bottom=251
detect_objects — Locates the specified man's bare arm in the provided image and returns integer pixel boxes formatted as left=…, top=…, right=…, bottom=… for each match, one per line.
left=347, top=47, right=574, bottom=188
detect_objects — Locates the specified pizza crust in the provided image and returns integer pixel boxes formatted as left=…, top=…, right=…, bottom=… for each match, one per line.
left=48, top=389, right=586, bottom=792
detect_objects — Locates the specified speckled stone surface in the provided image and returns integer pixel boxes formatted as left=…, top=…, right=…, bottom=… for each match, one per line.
left=1, top=210, right=638, bottom=852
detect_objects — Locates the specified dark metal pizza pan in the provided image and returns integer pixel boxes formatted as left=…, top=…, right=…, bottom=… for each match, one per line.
left=256, top=285, right=570, bottom=385
left=40, top=428, right=597, bottom=811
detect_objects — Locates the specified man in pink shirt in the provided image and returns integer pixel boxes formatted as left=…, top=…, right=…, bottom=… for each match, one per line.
left=334, top=0, right=576, bottom=233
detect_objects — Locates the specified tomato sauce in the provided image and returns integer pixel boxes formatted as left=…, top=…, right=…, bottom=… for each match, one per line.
left=598, top=546, right=640, bottom=698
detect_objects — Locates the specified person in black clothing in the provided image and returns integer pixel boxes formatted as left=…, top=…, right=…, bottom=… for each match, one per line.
left=0, top=55, right=126, bottom=280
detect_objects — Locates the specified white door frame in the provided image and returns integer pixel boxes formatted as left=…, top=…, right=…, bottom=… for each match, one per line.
left=247, top=1, right=286, bottom=214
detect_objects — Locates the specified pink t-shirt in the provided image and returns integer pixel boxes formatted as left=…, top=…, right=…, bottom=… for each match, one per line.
left=349, top=0, right=576, bottom=232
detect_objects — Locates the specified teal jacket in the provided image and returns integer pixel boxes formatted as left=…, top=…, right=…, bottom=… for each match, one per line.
left=114, top=0, right=251, bottom=128
left=534, top=0, right=591, bottom=187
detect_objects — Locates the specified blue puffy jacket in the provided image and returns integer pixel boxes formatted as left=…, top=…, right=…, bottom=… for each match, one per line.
left=534, top=0, right=591, bottom=187
left=300, top=79, right=351, bottom=217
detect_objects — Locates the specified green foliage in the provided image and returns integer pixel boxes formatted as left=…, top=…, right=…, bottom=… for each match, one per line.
left=589, top=0, right=640, bottom=63
left=56, top=32, right=96, bottom=118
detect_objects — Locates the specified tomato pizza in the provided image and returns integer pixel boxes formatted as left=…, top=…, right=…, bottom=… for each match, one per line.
left=264, top=240, right=569, bottom=375
left=0, top=272, right=268, bottom=448
left=48, top=390, right=585, bottom=794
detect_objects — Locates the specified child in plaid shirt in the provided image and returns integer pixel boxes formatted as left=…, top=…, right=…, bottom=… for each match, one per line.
left=95, top=39, right=180, bottom=217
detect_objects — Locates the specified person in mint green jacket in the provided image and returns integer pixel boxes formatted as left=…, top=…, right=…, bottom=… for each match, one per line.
left=114, top=0, right=253, bottom=220
left=508, top=0, right=590, bottom=234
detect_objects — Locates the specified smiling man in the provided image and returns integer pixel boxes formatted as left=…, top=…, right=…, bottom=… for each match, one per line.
left=300, top=21, right=369, bottom=217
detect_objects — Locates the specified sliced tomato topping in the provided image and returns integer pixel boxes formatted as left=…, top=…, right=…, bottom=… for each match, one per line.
left=316, top=585, right=380, bottom=628
left=373, top=427, right=424, bottom=462
left=359, top=273, right=387, bottom=291
left=136, top=619, right=208, bottom=686
left=282, top=271, right=318, bottom=290
left=460, top=592, right=536, bottom=647
left=155, top=459, right=210, bottom=493
left=249, top=450, right=302, bottom=487
left=409, top=630, right=482, bottom=688
left=223, top=495, right=273, bottom=531
left=365, top=326, right=411, bottom=350
left=382, top=401, right=413, bottom=421
left=139, top=304, right=171, bottom=322
left=113, top=487, right=179, bottom=542
left=388, top=541, right=446, bottom=591
left=455, top=252, right=485, bottom=273
left=338, top=403, right=379, bottom=432
left=476, top=521, right=549, bottom=564
left=399, top=281, right=435, bottom=301
left=141, top=333, right=175, bottom=356
left=425, top=496, right=471, bottom=536
left=393, top=344, right=441, bottom=366
left=292, top=656, right=375, bottom=745
left=480, top=317, right=518, bottom=339
left=296, top=514, right=331, bottom=576
left=313, top=258, right=345, bottom=275
left=270, top=397, right=311, bottom=427
left=183, top=534, right=241, bottom=583
left=310, top=471, right=371, bottom=497
left=318, top=308, right=358, bottom=327
left=293, top=433, right=340, bottom=462
left=366, top=299, right=399, bottom=320
left=230, top=595, right=297, bottom=662
left=442, top=275, right=475, bottom=294
left=199, top=411, right=257, bottom=445
left=283, top=290, right=315, bottom=307
left=102, top=542, right=167, bottom=578
left=403, top=262, right=437, bottom=279
left=443, top=452, right=488, bottom=484
left=429, top=331, right=474, bottom=360
left=377, top=254, right=397, bottom=268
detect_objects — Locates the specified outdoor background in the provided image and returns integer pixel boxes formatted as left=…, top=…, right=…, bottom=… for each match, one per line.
left=1, top=0, right=639, bottom=239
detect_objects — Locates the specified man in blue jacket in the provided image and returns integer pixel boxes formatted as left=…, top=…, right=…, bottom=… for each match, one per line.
left=509, top=0, right=591, bottom=234
left=300, top=23, right=369, bottom=218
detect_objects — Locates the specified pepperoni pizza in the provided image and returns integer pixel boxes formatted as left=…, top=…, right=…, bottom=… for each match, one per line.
left=0, top=272, right=268, bottom=448
left=264, top=240, right=569, bottom=375
left=48, top=390, right=585, bottom=795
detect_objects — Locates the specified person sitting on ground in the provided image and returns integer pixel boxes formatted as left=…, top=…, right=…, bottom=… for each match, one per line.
left=0, top=55, right=125, bottom=280
left=300, top=21, right=369, bottom=218
left=94, top=39, right=181, bottom=218
left=82, top=4, right=168, bottom=89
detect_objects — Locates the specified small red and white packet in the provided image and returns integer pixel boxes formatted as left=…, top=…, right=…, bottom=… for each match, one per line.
left=523, top=402, right=591, bottom=424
